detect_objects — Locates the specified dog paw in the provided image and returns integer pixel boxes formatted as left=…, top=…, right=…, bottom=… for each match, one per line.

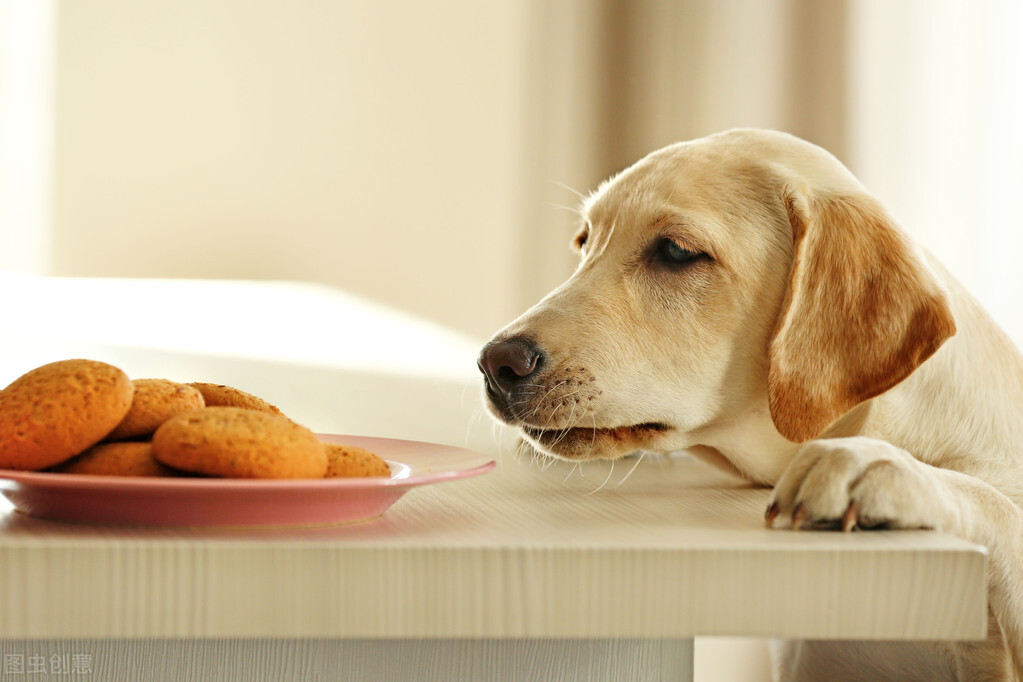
left=765, top=437, right=949, bottom=532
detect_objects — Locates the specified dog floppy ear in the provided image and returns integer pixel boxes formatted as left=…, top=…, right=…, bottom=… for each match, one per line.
left=767, top=187, right=956, bottom=442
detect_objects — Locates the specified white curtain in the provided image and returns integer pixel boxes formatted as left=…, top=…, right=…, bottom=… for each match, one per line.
left=848, top=0, right=1023, bottom=344
left=522, top=0, right=1023, bottom=345
left=1, top=0, right=1020, bottom=343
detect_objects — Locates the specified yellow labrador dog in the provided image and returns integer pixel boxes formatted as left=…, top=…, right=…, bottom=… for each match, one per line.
left=478, top=129, right=1023, bottom=680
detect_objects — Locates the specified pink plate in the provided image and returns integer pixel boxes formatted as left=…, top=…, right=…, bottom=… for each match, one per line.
left=0, top=434, right=495, bottom=528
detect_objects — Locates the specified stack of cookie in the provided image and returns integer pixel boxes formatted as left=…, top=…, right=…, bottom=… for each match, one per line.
left=0, top=359, right=390, bottom=479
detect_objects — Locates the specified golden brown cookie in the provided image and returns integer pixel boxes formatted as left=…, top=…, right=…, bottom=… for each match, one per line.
left=188, top=382, right=283, bottom=416
left=323, top=443, right=391, bottom=478
left=151, top=407, right=326, bottom=478
left=0, top=359, right=134, bottom=471
left=50, top=441, right=178, bottom=477
left=106, top=379, right=205, bottom=441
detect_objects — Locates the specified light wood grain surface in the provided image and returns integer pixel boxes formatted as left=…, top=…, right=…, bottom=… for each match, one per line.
left=0, top=278, right=991, bottom=680
left=0, top=453, right=987, bottom=641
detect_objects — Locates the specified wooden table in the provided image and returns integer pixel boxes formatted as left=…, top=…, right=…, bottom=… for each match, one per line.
left=0, top=276, right=990, bottom=680
left=0, top=453, right=987, bottom=681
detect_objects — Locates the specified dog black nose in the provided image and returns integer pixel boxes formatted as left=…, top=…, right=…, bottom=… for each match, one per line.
left=478, top=336, right=546, bottom=404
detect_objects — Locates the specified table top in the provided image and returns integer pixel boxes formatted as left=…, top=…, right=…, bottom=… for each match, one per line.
left=0, top=452, right=987, bottom=641
left=0, top=276, right=991, bottom=643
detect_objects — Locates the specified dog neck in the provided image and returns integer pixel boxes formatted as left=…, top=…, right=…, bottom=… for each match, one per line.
left=687, top=400, right=873, bottom=486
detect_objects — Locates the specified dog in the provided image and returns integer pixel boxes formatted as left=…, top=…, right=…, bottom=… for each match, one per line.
left=478, top=129, right=1023, bottom=680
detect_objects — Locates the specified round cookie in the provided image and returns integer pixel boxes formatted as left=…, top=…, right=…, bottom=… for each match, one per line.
left=50, top=441, right=178, bottom=477
left=188, top=382, right=283, bottom=416
left=324, top=443, right=391, bottom=478
left=152, top=407, right=326, bottom=478
left=0, top=359, right=134, bottom=471
left=106, top=379, right=205, bottom=441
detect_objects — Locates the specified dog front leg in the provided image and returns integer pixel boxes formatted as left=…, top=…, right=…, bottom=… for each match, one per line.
left=766, top=436, right=1023, bottom=679
left=937, top=466, right=1023, bottom=680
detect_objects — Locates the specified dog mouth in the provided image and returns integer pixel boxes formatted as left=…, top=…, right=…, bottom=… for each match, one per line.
left=520, top=422, right=671, bottom=458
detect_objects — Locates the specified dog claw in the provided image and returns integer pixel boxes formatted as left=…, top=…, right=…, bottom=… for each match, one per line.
left=792, top=503, right=807, bottom=530
left=764, top=502, right=779, bottom=527
left=842, top=501, right=859, bottom=532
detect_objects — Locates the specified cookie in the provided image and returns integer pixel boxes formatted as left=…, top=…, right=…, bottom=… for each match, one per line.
left=50, top=441, right=178, bottom=477
left=106, top=379, right=205, bottom=441
left=188, top=382, right=283, bottom=416
left=151, top=407, right=326, bottom=478
left=324, top=443, right=391, bottom=478
left=0, top=359, right=134, bottom=471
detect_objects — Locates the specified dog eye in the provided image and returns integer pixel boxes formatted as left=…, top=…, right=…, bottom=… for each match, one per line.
left=653, top=238, right=703, bottom=267
left=573, top=230, right=589, bottom=252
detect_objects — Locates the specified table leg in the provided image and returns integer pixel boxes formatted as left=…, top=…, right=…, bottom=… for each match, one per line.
left=0, top=638, right=695, bottom=681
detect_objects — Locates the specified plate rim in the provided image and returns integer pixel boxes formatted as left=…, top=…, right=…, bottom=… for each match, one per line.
left=0, top=434, right=496, bottom=492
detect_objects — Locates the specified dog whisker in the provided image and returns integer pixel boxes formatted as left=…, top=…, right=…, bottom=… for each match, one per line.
left=545, top=202, right=585, bottom=216
left=465, top=407, right=483, bottom=447
left=540, top=452, right=559, bottom=472
left=615, top=451, right=646, bottom=488
left=549, top=179, right=587, bottom=202
left=584, top=459, right=616, bottom=496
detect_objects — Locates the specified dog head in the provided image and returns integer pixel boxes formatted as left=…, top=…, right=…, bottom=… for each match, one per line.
left=478, top=129, right=955, bottom=478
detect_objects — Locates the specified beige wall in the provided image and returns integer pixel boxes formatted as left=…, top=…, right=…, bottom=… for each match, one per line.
left=37, top=0, right=1023, bottom=342
left=53, top=0, right=537, bottom=339
left=50, top=0, right=848, bottom=342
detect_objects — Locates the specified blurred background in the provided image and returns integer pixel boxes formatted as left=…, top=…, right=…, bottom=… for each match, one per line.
left=1, top=1, right=1021, bottom=679
left=2, top=0, right=1021, bottom=342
